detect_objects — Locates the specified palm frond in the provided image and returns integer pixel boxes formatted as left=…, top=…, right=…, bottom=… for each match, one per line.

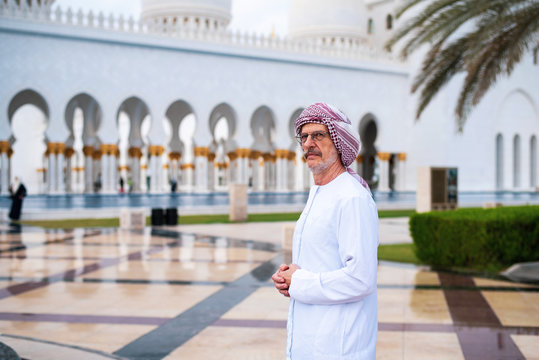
left=386, top=0, right=457, bottom=53
left=415, top=38, right=467, bottom=119
left=388, top=0, right=539, bottom=130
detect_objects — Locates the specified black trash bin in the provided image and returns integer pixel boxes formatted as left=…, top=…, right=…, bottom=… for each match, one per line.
left=166, top=208, right=178, bottom=225
left=151, top=208, right=164, bottom=226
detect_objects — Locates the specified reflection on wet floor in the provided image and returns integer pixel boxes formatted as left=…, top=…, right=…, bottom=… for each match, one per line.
left=0, top=223, right=538, bottom=360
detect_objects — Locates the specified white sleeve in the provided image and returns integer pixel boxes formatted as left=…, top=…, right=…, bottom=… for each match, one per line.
left=288, top=195, right=379, bottom=305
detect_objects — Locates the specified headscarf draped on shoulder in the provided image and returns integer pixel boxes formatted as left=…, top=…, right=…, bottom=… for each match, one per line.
left=294, top=102, right=371, bottom=193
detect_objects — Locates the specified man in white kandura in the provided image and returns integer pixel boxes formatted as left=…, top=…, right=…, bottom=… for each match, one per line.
left=272, top=102, right=379, bottom=359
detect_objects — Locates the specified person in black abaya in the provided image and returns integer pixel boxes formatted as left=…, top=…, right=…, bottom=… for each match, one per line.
left=9, top=177, right=27, bottom=220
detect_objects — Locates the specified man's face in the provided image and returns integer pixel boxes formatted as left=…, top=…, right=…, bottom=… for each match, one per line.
left=300, top=123, right=340, bottom=174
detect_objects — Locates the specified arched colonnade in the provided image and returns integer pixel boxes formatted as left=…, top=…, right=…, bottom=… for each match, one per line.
left=0, top=88, right=408, bottom=194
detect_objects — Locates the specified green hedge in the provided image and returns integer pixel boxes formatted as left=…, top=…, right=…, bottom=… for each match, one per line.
left=409, top=205, right=539, bottom=272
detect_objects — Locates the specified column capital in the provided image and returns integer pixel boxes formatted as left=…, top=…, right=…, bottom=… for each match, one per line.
left=398, top=152, right=407, bottom=161
left=250, top=150, right=261, bottom=160
left=169, top=152, right=182, bottom=161
left=181, top=163, right=195, bottom=170
left=287, top=150, right=296, bottom=161
left=100, top=144, right=118, bottom=156
left=83, top=145, right=95, bottom=157
left=356, top=155, right=364, bottom=163
left=275, top=149, right=289, bottom=159
left=227, top=151, right=238, bottom=161
left=0, top=141, right=11, bottom=154
left=92, top=149, right=103, bottom=160
left=262, top=152, right=273, bottom=162
left=148, top=145, right=165, bottom=156
left=208, top=152, right=216, bottom=162
left=47, top=142, right=57, bottom=154
left=377, top=152, right=391, bottom=161
left=56, top=143, right=66, bottom=154
left=194, top=146, right=209, bottom=157
left=65, top=147, right=75, bottom=158
left=237, top=148, right=251, bottom=158
left=128, top=147, right=143, bottom=158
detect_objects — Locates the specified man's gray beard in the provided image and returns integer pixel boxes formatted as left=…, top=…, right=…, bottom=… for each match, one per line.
left=308, top=150, right=339, bottom=175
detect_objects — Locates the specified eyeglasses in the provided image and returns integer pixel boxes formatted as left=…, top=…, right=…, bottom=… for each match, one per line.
left=295, top=131, right=329, bottom=145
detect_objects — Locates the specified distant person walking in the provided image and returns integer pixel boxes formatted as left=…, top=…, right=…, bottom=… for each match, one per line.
left=9, top=177, right=27, bottom=220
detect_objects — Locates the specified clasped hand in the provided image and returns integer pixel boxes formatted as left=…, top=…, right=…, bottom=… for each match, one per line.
left=271, top=263, right=299, bottom=297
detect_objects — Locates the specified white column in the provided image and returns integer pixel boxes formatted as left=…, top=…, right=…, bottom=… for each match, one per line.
left=83, top=146, right=94, bottom=193
left=250, top=151, right=261, bottom=191
left=262, top=154, right=270, bottom=190
left=133, top=157, right=142, bottom=192
left=377, top=152, right=391, bottom=192
left=0, top=142, right=9, bottom=195
left=148, top=145, right=163, bottom=193
left=149, top=155, right=157, bottom=192
left=356, top=155, right=364, bottom=177
left=227, top=151, right=237, bottom=185
left=258, top=157, right=266, bottom=191
left=395, top=153, right=407, bottom=191
left=275, top=149, right=288, bottom=192
left=294, top=149, right=304, bottom=191
left=128, top=147, right=142, bottom=193
left=110, top=155, right=117, bottom=193
left=47, top=143, right=57, bottom=194
left=64, top=148, right=73, bottom=193
left=287, top=153, right=295, bottom=191
left=183, top=164, right=195, bottom=191
left=147, top=147, right=156, bottom=193
left=194, top=146, right=209, bottom=192
left=207, top=153, right=215, bottom=191
left=99, top=145, right=118, bottom=194
left=168, top=152, right=181, bottom=192
left=56, top=151, right=65, bottom=193
left=235, top=148, right=250, bottom=185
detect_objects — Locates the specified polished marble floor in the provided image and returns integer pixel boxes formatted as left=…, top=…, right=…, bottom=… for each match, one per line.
left=0, top=222, right=538, bottom=359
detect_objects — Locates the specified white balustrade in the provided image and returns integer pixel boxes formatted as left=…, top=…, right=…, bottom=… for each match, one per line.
left=0, top=1, right=397, bottom=64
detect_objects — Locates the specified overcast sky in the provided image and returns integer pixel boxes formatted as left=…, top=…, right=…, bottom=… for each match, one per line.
left=54, top=0, right=291, bottom=36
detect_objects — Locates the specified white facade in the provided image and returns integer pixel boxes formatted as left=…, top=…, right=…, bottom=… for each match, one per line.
left=0, top=0, right=538, bottom=195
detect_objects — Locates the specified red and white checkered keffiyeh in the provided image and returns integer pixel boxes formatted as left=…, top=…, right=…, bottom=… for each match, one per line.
left=295, top=102, right=370, bottom=193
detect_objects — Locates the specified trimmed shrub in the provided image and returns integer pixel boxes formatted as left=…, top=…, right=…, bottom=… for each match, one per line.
left=409, top=205, right=539, bottom=271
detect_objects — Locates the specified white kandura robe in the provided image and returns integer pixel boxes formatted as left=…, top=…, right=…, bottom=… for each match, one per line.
left=287, top=172, right=379, bottom=360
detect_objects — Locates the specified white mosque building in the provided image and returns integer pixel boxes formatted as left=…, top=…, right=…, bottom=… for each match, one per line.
left=0, top=0, right=537, bottom=196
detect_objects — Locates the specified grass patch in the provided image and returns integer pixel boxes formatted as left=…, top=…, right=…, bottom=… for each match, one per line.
left=19, top=218, right=120, bottom=228
left=378, top=209, right=416, bottom=218
left=378, top=243, right=419, bottom=264
left=20, top=209, right=414, bottom=229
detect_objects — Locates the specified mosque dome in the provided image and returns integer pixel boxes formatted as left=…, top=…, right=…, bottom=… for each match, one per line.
left=141, top=0, right=232, bottom=31
left=288, top=0, right=368, bottom=47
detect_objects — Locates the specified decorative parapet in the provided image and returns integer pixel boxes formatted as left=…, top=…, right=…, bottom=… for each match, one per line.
left=0, top=1, right=397, bottom=64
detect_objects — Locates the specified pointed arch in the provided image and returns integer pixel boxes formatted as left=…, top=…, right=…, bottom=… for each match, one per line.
left=8, top=88, right=49, bottom=123
left=250, top=105, right=276, bottom=153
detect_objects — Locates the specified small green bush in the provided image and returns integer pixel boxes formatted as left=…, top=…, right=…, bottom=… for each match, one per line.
left=409, top=205, right=539, bottom=272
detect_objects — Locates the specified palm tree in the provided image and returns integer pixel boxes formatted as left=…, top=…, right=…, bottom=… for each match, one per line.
left=386, top=0, right=539, bottom=131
